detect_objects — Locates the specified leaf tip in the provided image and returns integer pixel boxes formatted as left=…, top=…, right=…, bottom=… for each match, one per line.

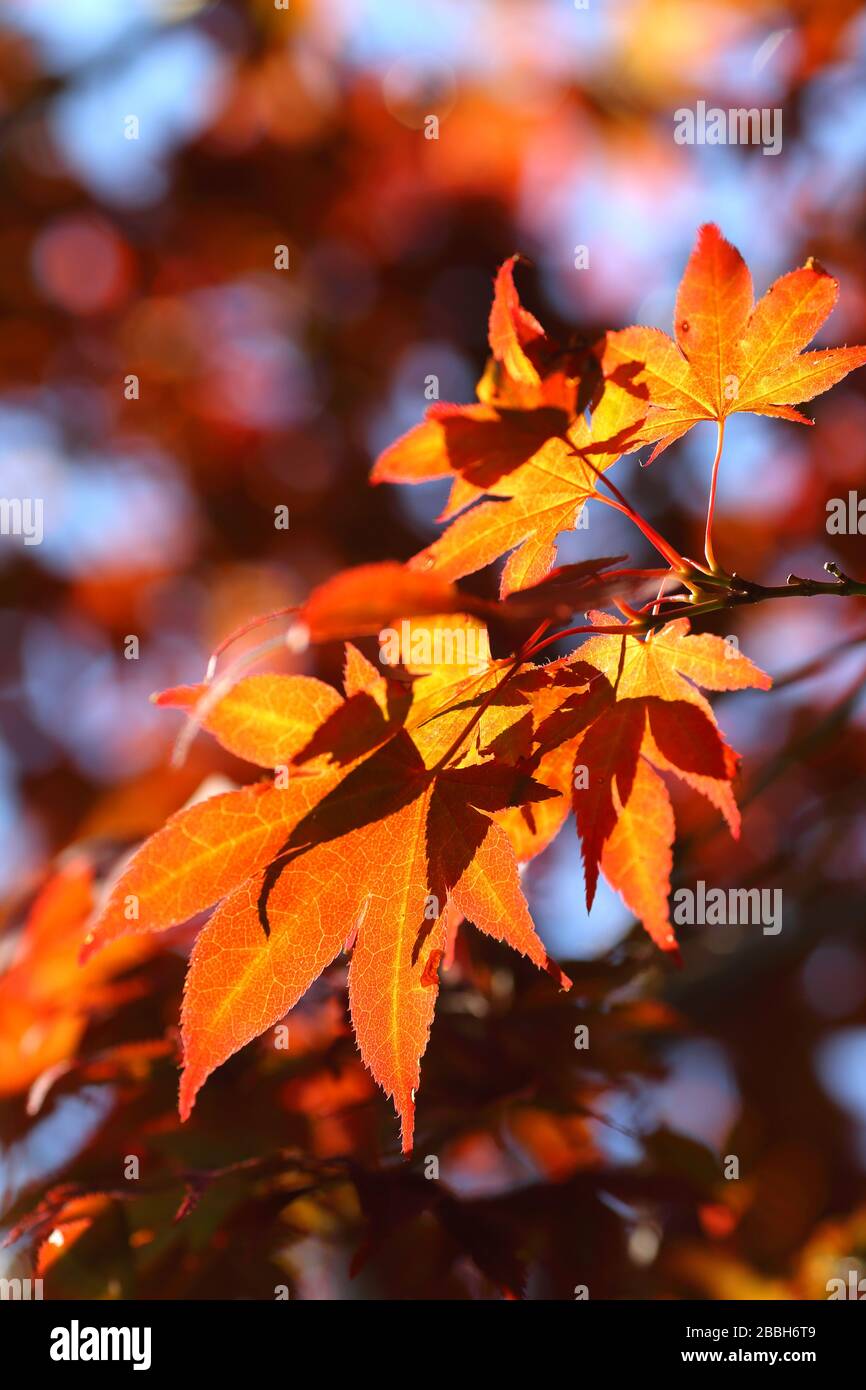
left=547, top=959, right=573, bottom=991
left=151, top=683, right=199, bottom=710
left=695, top=221, right=723, bottom=250
left=178, top=1069, right=199, bottom=1124
left=399, top=1090, right=416, bottom=1156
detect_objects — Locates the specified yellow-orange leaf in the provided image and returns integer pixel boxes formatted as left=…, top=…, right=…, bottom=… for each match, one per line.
left=450, top=819, right=570, bottom=987
left=153, top=674, right=343, bottom=768
left=602, top=224, right=866, bottom=459
left=487, top=255, right=546, bottom=386
left=177, top=744, right=563, bottom=1147
left=600, top=758, right=676, bottom=952
left=179, top=847, right=355, bottom=1124
left=407, top=380, right=646, bottom=596
left=83, top=777, right=339, bottom=959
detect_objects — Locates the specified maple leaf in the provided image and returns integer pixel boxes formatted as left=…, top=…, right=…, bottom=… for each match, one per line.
left=0, top=859, right=152, bottom=1097
left=601, top=223, right=866, bottom=461
left=530, top=616, right=771, bottom=950
left=370, top=257, right=587, bottom=500
left=370, top=258, right=644, bottom=596
left=295, top=563, right=476, bottom=642
left=179, top=740, right=568, bottom=1151
left=487, top=254, right=550, bottom=388
left=403, top=378, right=648, bottom=595
left=85, top=667, right=571, bottom=1152
left=599, top=757, right=675, bottom=954
left=283, top=556, right=661, bottom=654
left=153, top=674, right=344, bottom=768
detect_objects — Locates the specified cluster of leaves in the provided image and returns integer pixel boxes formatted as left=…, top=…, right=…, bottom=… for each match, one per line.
left=6, top=841, right=865, bottom=1299
left=77, top=226, right=866, bottom=1152
left=4, top=891, right=692, bottom=1300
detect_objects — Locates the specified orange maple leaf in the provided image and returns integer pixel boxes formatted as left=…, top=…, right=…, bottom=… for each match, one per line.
left=404, top=379, right=648, bottom=595
left=601, top=222, right=866, bottom=461
left=85, top=667, right=570, bottom=1152
left=0, top=859, right=152, bottom=1097
left=370, top=259, right=646, bottom=596
left=371, top=256, right=586, bottom=497
left=529, top=616, right=771, bottom=949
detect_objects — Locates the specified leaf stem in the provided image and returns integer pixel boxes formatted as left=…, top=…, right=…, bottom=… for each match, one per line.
left=522, top=622, right=647, bottom=659
left=592, top=487, right=692, bottom=579
left=704, top=419, right=726, bottom=573
left=566, top=438, right=696, bottom=579
left=204, top=605, right=299, bottom=682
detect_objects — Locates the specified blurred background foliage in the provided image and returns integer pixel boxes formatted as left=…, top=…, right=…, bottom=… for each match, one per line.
left=1, top=0, right=866, bottom=1299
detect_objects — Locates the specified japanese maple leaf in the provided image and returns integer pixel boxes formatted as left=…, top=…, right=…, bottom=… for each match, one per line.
left=370, top=258, right=644, bottom=596
left=152, top=673, right=344, bottom=768
left=530, top=616, right=771, bottom=950
left=0, top=859, right=152, bottom=1097
left=602, top=223, right=866, bottom=461
left=371, top=257, right=587, bottom=501
left=286, top=556, right=652, bottom=644
left=84, top=667, right=570, bottom=1152
left=403, top=378, right=648, bottom=595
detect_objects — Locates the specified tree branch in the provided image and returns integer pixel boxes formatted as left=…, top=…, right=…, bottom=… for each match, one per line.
left=525, top=561, right=866, bottom=655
